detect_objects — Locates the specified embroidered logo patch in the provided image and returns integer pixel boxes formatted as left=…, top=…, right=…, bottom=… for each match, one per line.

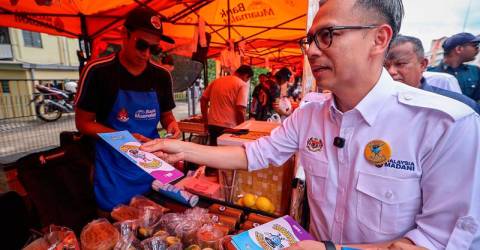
left=117, top=108, right=129, bottom=122
left=306, top=137, right=323, bottom=152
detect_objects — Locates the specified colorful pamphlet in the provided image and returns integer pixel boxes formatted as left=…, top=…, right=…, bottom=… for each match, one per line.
left=98, top=130, right=183, bottom=184
left=231, top=215, right=314, bottom=250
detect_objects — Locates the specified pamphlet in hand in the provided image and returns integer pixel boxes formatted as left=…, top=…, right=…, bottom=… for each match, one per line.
left=98, top=130, right=183, bottom=184
left=231, top=215, right=314, bottom=250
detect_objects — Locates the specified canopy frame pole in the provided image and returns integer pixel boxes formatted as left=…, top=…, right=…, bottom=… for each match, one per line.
left=0, top=7, right=77, bottom=37
left=227, top=0, right=231, bottom=40
left=79, top=14, right=91, bottom=59
left=169, top=0, right=214, bottom=23
left=172, top=22, right=304, bottom=31
left=182, top=4, right=228, bottom=44
left=236, top=14, right=306, bottom=43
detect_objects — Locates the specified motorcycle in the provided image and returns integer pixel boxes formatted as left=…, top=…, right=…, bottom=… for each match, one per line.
left=30, top=82, right=77, bottom=122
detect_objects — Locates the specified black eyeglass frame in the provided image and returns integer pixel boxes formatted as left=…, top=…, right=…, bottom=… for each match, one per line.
left=298, top=25, right=379, bottom=52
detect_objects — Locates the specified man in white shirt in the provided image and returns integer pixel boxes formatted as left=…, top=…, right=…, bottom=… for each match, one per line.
left=422, top=71, right=462, bottom=94
left=141, top=0, right=480, bottom=249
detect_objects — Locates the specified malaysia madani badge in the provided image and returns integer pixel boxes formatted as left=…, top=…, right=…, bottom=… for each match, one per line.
left=306, top=137, right=323, bottom=152
left=364, top=139, right=391, bottom=167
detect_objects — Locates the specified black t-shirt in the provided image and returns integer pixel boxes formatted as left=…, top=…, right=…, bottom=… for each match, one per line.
left=75, top=54, right=175, bottom=125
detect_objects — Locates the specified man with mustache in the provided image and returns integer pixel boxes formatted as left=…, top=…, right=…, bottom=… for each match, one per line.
left=385, top=35, right=480, bottom=114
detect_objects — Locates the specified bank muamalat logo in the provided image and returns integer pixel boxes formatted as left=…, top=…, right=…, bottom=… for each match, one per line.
left=219, top=0, right=275, bottom=24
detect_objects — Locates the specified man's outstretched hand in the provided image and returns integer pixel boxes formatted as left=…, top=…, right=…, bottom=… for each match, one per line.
left=140, top=139, right=185, bottom=163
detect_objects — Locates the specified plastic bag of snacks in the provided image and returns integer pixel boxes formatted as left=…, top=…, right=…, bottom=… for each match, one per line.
left=196, top=224, right=225, bottom=250
left=165, top=236, right=182, bottom=250
left=111, top=205, right=140, bottom=222
left=140, top=236, right=167, bottom=250
left=159, top=213, right=183, bottom=235
left=130, top=195, right=169, bottom=213
left=80, top=219, right=120, bottom=250
left=183, top=207, right=209, bottom=222
left=114, top=219, right=139, bottom=239
left=137, top=206, right=163, bottom=239
left=114, top=233, right=141, bottom=250
left=174, top=220, right=201, bottom=246
left=24, top=225, right=80, bottom=250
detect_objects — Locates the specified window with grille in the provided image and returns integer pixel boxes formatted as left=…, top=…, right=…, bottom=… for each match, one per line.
left=1, top=80, right=10, bottom=94
left=22, top=30, right=43, bottom=48
left=0, top=28, right=10, bottom=44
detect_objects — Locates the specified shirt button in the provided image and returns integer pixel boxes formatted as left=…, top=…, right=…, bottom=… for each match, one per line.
left=403, top=94, right=413, bottom=101
left=385, top=190, right=393, bottom=199
left=335, top=214, right=342, bottom=222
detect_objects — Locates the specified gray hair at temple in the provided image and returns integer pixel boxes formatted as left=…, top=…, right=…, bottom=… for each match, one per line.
left=354, top=0, right=404, bottom=47
left=391, top=35, right=425, bottom=59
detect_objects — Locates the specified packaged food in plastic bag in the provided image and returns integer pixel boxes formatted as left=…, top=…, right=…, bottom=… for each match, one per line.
left=24, top=225, right=80, bottom=250
left=165, top=236, right=182, bottom=249
left=174, top=220, right=201, bottom=246
left=111, top=205, right=140, bottom=222
left=196, top=224, right=225, bottom=250
left=159, top=213, right=183, bottom=235
left=138, top=206, right=163, bottom=239
left=114, top=233, right=141, bottom=250
left=23, top=237, right=49, bottom=250
left=114, top=220, right=139, bottom=240
left=80, top=219, right=120, bottom=250
left=183, top=207, right=209, bottom=222
left=130, top=195, right=169, bottom=213
left=141, top=236, right=167, bottom=250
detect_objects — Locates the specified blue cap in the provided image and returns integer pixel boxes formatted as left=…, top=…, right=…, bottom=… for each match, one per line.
left=442, top=32, right=480, bottom=52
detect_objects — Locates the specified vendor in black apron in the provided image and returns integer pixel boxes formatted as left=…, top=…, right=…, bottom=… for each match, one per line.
left=74, top=7, right=181, bottom=212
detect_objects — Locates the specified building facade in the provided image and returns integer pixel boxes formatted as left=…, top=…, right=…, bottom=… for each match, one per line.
left=0, top=27, right=80, bottom=118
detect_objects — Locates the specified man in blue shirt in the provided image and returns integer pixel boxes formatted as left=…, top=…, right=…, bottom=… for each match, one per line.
left=428, top=32, right=480, bottom=101
left=385, top=35, right=480, bottom=114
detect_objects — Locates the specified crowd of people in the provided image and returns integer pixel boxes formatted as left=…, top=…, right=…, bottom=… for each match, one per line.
left=73, top=1, right=480, bottom=249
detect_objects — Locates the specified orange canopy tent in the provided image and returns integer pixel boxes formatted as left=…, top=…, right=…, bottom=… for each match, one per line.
left=158, top=0, right=307, bottom=69
left=0, top=0, right=201, bottom=61
left=0, top=0, right=307, bottom=69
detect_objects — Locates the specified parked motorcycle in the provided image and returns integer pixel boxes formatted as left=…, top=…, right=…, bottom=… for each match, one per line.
left=30, top=82, right=77, bottom=122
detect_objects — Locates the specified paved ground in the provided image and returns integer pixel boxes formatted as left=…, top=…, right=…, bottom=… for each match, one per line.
left=0, top=101, right=199, bottom=165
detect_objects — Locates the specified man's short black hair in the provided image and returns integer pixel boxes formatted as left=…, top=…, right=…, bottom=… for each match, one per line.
left=235, top=65, right=254, bottom=78
left=275, top=67, right=292, bottom=82
left=354, top=0, right=404, bottom=47
left=391, top=35, right=425, bottom=59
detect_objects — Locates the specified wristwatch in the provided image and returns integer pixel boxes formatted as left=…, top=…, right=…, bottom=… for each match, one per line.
left=322, top=240, right=336, bottom=250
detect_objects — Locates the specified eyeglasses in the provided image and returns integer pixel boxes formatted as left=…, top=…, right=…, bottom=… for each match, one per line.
left=298, top=25, right=379, bottom=53
left=134, top=37, right=163, bottom=55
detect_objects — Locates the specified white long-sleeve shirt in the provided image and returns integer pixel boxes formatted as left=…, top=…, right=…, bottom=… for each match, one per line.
left=244, top=69, right=480, bottom=249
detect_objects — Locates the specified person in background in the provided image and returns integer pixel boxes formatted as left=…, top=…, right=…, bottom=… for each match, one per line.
left=249, top=73, right=264, bottom=119
left=74, top=7, right=181, bottom=212
left=271, top=67, right=294, bottom=120
left=385, top=35, right=480, bottom=114
left=200, top=65, right=253, bottom=145
left=428, top=32, right=480, bottom=101
left=422, top=71, right=462, bottom=93
left=141, top=0, right=480, bottom=249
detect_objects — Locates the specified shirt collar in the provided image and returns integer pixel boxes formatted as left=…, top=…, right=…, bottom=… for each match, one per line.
left=420, top=77, right=434, bottom=91
left=354, top=68, right=396, bottom=126
left=441, top=61, right=468, bottom=71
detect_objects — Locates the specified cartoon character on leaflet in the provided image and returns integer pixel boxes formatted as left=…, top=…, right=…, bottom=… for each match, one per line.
left=264, top=232, right=286, bottom=249
left=120, top=142, right=161, bottom=169
left=255, top=231, right=287, bottom=250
